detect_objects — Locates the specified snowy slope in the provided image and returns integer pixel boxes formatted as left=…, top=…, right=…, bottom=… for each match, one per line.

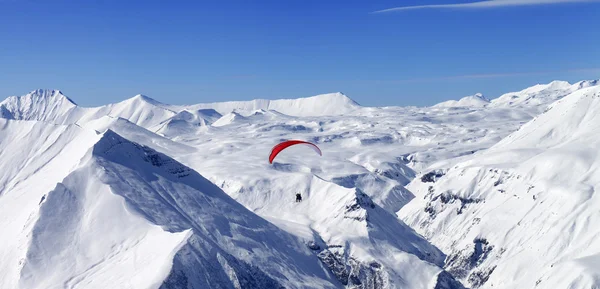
left=0, top=119, right=103, bottom=289
left=433, top=93, right=490, bottom=108
left=398, top=85, right=600, bottom=288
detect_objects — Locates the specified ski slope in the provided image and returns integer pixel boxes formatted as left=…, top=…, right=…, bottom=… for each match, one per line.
left=1, top=78, right=599, bottom=288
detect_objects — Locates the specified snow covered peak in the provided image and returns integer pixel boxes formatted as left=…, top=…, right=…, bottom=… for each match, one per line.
left=28, top=89, right=72, bottom=101
left=4, top=89, right=76, bottom=105
left=304, top=92, right=359, bottom=105
left=211, top=111, right=246, bottom=127
left=522, top=80, right=571, bottom=93
left=433, top=92, right=490, bottom=108
left=151, top=109, right=222, bottom=137
left=472, top=92, right=487, bottom=100
left=122, top=94, right=167, bottom=107
left=0, top=89, right=77, bottom=121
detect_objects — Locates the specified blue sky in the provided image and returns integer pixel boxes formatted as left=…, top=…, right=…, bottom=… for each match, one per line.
left=1, top=0, right=599, bottom=107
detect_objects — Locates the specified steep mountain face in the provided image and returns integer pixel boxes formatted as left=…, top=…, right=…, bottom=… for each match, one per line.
left=87, top=131, right=341, bottom=288
left=398, top=86, right=600, bottom=288
left=0, top=120, right=103, bottom=289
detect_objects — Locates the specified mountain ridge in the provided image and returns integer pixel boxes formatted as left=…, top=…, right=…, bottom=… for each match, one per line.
left=7, top=79, right=599, bottom=120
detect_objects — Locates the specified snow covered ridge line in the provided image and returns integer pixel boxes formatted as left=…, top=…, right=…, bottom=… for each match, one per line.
left=2, top=78, right=598, bottom=120
left=0, top=89, right=362, bottom=119
left=430, top=79, right=599, bottom=108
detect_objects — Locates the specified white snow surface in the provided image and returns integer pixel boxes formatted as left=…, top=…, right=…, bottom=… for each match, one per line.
left=1, top=79, right=600, bottom=289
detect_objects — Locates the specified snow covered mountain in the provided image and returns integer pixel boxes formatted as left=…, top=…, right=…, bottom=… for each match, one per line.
left=0, top=120, right=339, bottom=289
left=399, top=85, right=600, bottom=288
left=489, top=80, right=599, bottom=108
left=1, top=78, right=600, bottom=289
left=0, top=89, right=77, bottom=121
left=0, top=90, right=178, bottom=128
left=433, top=93, right=490, bottom=108
left=180, top=92, right=361, bottom=117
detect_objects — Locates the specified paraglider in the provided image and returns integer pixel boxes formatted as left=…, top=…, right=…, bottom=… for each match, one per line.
left=268, top=140, right=322, bottom=164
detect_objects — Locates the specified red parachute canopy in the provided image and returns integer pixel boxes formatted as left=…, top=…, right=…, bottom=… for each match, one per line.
left=269, top=140, right=322, bottom=164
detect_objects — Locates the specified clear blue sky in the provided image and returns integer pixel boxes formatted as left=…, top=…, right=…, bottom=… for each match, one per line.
left=1, top=0, right=599, bottom=107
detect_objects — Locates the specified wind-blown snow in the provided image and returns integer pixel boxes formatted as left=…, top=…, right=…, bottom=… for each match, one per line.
left=2, top=78, right=600, bottom=288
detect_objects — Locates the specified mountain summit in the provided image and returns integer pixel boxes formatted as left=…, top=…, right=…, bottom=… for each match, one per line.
left=0, top=89, right=77, bottom=121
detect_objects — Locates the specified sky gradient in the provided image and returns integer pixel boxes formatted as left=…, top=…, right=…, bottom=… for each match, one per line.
left=1, top=0, right=599, bottom=107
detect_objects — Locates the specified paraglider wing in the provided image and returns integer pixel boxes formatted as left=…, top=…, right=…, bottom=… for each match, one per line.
left=269, top=140, right=322, bottom=164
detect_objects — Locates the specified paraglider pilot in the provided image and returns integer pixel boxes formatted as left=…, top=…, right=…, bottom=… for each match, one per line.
left=296, top=193, right=302, bottom=202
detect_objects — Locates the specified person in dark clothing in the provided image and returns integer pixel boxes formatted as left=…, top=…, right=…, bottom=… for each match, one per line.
left=295, top=193, right=302, bottom=202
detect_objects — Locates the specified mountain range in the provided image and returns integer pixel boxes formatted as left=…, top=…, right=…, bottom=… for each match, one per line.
left=1, top=78, right=599, bottom=289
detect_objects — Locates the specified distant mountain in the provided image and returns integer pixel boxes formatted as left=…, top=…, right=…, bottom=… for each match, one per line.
left=0, top=89, right=77, bottom=121
left=152, top=109, right=222, bottom=137
left=178, top=92, right=361, bottom=117
left=431, top=79, right=599, bottom=110
left=489, top=80, right=599, bottom=108
left=433, top=93, right=490, bottom=108
left=0, top=91, right=361, bottom=130
left=0, top=90, right=178, bottom=128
